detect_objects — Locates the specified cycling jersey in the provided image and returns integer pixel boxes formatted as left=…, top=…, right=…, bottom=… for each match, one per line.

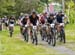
left=47, top=17, right=55, bottom=24
left=29, top=15, right=39, bottom=26
left=56, top=14, right=64, bottom=23
left=9, top=18, right=15, bottom=24
left=21, top=18, right=28, bottom=26
left=40, top=15, right=46, bottom=24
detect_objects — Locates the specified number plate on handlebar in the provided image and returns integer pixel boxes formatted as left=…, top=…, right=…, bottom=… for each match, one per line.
left=33, top=26, right=37, bottom=30
left=25, top=25, right=28, bottom=27
left=50, top=24, right=55, bottom=28
left=59, top=23, right=64, bottom=26
left=9, top=24, right=14, bottom=27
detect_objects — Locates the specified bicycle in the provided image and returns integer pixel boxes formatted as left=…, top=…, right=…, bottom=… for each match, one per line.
left=9, top=24, right=14, bottom=37
left=56, top=23, right=66, bottom=43
left=31, top=25, right=38, bottom=45
left=46, top=23, right=56, bottom=46
left=41, top=24, right=47, bottom=41
left=22, top=25, right=29, bottom=42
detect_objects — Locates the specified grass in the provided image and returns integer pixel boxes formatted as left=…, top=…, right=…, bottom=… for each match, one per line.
left=64, top=24, right=75, bottom=51
left=65, top=24, right=75, bottom=41
left=0, top=26, right=65, bottom=55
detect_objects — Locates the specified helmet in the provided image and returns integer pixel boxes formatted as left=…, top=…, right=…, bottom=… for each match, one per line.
left=32, top=11, right=36, bottom=15
left=50, top=14, right=54, bottom=16
left=24, top=14, right=29, bottom=18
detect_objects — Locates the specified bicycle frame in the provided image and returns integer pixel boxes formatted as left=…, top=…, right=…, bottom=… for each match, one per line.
left=23, top=25, right=29, bottom=42
left=31, top=25, right=38, bottom=45
left=41, top=24, right=47, bottom=41
left=46, top=23, right=56, bottom=46
left=9, top=24, right=14, bottom=37
left=56, top=23, right=66, bottom=43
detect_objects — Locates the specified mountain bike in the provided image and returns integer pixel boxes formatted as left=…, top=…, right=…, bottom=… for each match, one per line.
left=22, top=25, right=29, bottom=42
left=56, top=23, right=66, bottom=43
left=9, top=24, right=14, bottom=37
left=46, top=23, right=56, bottom=46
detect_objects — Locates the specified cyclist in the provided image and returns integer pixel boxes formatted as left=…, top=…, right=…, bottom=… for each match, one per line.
left=47, top=14, right=56, bottom=46
left=55, top=11, right=67, bottom=43
left=47, top=14, right=56, bottom=36
left=39, top=13, right=47, bottom=41
left=20, top=14, right=29, bottom=42
left=47, top=14, right=56, bottom=24
left=29, top=11, right=39, bottom=45
left=8, top=16, right=15, bottom=37
left=19, top=13, right=25, bottom=34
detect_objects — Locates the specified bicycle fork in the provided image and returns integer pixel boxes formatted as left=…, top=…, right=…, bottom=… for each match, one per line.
left=32, top=30, right=38, bottom=45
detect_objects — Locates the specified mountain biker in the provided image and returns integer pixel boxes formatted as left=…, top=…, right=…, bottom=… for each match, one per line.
left=29, top=12, right=39, bottom=26
left=39, top=13, right=48, bottom=41
left=56, top=11, right=64, bottom=23
left=47, top=14, right=56, bottom=42
left=8, top=16, right=15, bottom=37
left=55, top=11, right=67, bottom=43
left=20, top=14, right=29, bottom=41
left=40, top=13, right=47, bottom=24
left=19, top=13, right=27, bottom=34
left=9, top=16, right=15, bottom=26
left=20, top=14, right=29, bottom=35
left=29, top=11, right=39, bottom=45
left=47, top=14, right=56, bottom=24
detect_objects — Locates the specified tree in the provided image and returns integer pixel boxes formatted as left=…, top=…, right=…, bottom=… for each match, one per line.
left=0, top=0, right=44, bottom=16
left=15, top=0, right=41, bottom=14
left=0, top=0, right=15, bottom=16
left=65, top=0, right=75, bottom=23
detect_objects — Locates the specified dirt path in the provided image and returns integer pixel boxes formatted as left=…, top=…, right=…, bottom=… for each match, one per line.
left=16, top=34, right=75, bottom=55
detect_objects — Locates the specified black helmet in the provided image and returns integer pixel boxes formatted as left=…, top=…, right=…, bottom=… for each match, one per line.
left=50, top=14, right=54, bottom=16
left=32, top=11, right=36, bottom=14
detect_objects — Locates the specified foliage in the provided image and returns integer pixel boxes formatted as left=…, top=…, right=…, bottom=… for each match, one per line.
left=0, top=0, right=15, bottom=16
left=0, top=0, right=44, bottom=17
left=65, top=0, right=75, bottom=24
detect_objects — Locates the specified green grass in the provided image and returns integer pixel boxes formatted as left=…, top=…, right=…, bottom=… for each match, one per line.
left=65, top=24, right=75, bottom=41
left=64, top=24, right=75, bottom=51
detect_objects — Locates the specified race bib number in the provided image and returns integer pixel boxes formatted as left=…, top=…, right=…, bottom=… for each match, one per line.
left=33, top=26, right=37, bottom=30
left=9, top=24, right=14, bottom=27
left=50, top=24, right=55, bottom=28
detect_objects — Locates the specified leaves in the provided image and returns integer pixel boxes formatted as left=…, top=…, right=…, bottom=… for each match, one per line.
left=0, top=0, right=43, bottom=16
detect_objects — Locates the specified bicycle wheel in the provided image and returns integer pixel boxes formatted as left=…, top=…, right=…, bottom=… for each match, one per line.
left=60, top=30, right=66, bottom=43
left=10, top=31, right=12, bottom=37
left=51, top=30, right=56, bottom=46
left=32, top=30, right=38, bottom=45
left=9, top=27, right=13, bottom=37
left=34, top=32, right=38, bottom=45
left=51, top=35, right=56, bottom=46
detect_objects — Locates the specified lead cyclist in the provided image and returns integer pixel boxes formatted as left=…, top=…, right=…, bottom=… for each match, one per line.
left=29, top=11, right=39, bottom=45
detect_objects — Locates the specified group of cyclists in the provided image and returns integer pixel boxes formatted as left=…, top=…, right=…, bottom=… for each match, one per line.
left=0, top=11, right=69, bottom=46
